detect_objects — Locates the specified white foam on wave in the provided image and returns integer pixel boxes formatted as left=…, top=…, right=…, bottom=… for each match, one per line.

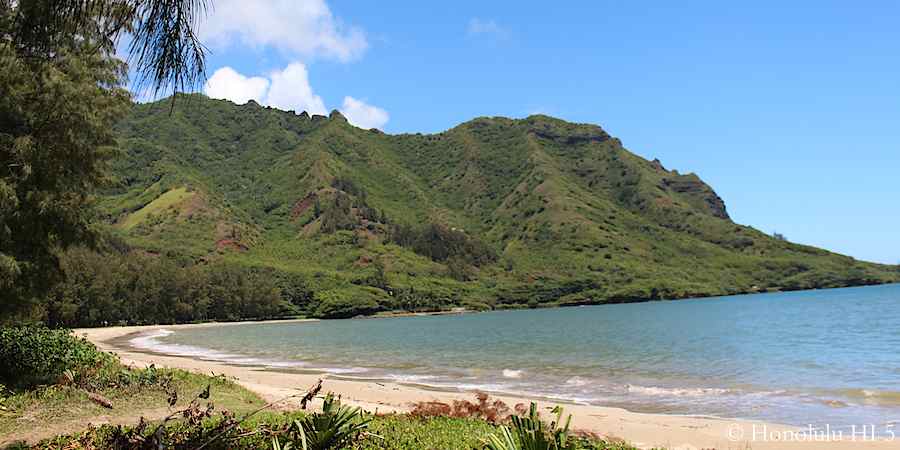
left=386, top=374, right=440, bottom=383
left=129, top=328, right=173, bottom=347
left=334, top=369, right=603, bottom=406
left=454, top=382, right=513, bottom=392
left=517, top=389, right=599, bottom=405
left=311, top=366, right=369, bottom=374
left=502, top=369, right=524, bottom=379
left=565, top=376, right=590, bottom=386
left=626, top=384, right=732, bottom=397
left=130, top=329, right=245, bottom=361
left=129, top=329, right=314, bottom=370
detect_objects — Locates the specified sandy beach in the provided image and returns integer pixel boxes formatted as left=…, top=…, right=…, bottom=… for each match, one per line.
left=76, top=322, right=900, bottom=450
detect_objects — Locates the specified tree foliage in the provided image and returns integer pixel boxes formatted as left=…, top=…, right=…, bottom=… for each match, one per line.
left=390, top=222, right=497, bottom=267
left=43, top=247, right=290, bottom=327
left=4, top=0, right=208, bottom=94
left=1, top=10, right=130, bottom=317
left=319, top=192, right=358, bottom=234
left=1, top=0, right=208, bottom=319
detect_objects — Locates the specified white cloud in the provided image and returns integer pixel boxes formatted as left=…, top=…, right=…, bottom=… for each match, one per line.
left=340, top=96, right=389, bottom=130
left=200, top=0, right=367, bottom=62
left=467, top=18, right=510, bottom=40
left=204, top=67, right=270, bottom=104
left=265, top=63, right=327, bottom=115
left=202, top=64, right=388, bottom=129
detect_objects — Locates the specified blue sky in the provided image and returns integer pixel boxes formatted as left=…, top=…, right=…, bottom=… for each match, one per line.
left=182, top=0, right=900, bottom=264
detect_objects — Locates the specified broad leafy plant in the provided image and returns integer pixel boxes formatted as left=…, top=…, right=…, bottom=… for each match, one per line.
left=289, top=393, right=372, bottom=450
left=485, top=402, right=575, bottom=450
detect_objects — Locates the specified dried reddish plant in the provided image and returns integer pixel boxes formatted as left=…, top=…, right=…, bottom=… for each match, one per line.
left=514, top=402, right=529, bottom=415
left=409, top=392, right=511, bottom=424
left=408, top=400, right=452, bottom=417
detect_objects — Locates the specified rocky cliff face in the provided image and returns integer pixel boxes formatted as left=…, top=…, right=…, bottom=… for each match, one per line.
left=661, top=174, right=730, bottom=219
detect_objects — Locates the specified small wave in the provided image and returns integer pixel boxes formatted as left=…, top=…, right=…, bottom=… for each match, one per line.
left=313, top=366, right=369, bottom=374
left=502, top=369, right=524, bottom=379
left=626, top=384, right=732, bottom=397
left=454, top=382, right=513, bottom=392
left=264, top=361, right=309, bottom=368
left=129, top=329, right=307, bottom=370
left=827, top=389, right=900, bottom=407
left=515, top=389, right=599, bottom=405
left=130, top=329, right=242, bottom=361
left=565, top=376, right=589, bottom=386
left=386, top=374, right=440, bottom=383
left=349, top=374, right=600, bottom=405
left=821, top=399, right=850, bottom=408
left=129, top=328, right=173, bottom=347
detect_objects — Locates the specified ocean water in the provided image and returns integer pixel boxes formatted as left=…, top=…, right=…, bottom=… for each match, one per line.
left=131, top=284, right=900, bottom=430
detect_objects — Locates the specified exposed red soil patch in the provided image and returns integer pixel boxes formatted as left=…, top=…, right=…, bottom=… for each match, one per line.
left=291, top=192, right=319, bottom=220
left=215, top=238, right=249, bottom=252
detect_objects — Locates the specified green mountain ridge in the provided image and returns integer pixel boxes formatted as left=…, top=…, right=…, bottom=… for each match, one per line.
left=100, top=93, right=899, bottom=317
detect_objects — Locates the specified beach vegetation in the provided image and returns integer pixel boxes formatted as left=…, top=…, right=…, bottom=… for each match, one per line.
left=0, top=350, right=264, bottom=444
left=409, top=391, right=511, bottom=424
left=14, top=399, right=639, bottom=450
left=485, top=403, right=575, bottom=450
left=0, top=326, right=115, bottom=390
left=286, top=393, right=373, bottom=450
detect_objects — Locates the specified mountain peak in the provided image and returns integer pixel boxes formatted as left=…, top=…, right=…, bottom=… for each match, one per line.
left=329, top=109, right=348, bottom=122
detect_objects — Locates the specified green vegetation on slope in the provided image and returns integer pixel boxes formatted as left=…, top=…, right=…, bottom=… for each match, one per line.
left=119, top=187, right=195, bottom=230
left=78, top=94, right=900, bottom=320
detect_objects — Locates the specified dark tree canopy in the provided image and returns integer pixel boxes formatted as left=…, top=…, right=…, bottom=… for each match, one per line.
left=1, top=0, right=209, bottom=320
left=3, top=0, right=208, bottom=94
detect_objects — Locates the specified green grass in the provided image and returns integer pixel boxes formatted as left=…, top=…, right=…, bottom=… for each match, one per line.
left=118, top=187, right=195, bottom=230
left=357, top=415, right=502, bottom=449
left=0, top=368, right=264, bottom=444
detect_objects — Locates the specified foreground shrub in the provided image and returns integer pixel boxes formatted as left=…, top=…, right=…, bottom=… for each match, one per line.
left=282, top=393, right=372, bottom=449
left=0, top=326, right=115, bottom=389
left=485, top=403, right=574, bottom=450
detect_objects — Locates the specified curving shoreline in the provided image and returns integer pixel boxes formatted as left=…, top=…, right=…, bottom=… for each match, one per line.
left=75, top=322, right=900, bottom=450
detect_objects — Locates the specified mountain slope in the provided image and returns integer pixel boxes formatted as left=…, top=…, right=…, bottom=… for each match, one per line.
left=101, top=94, right=900, bottom=315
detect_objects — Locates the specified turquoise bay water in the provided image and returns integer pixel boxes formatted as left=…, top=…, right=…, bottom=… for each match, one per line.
left=134, top=284, right=900, bottom=429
